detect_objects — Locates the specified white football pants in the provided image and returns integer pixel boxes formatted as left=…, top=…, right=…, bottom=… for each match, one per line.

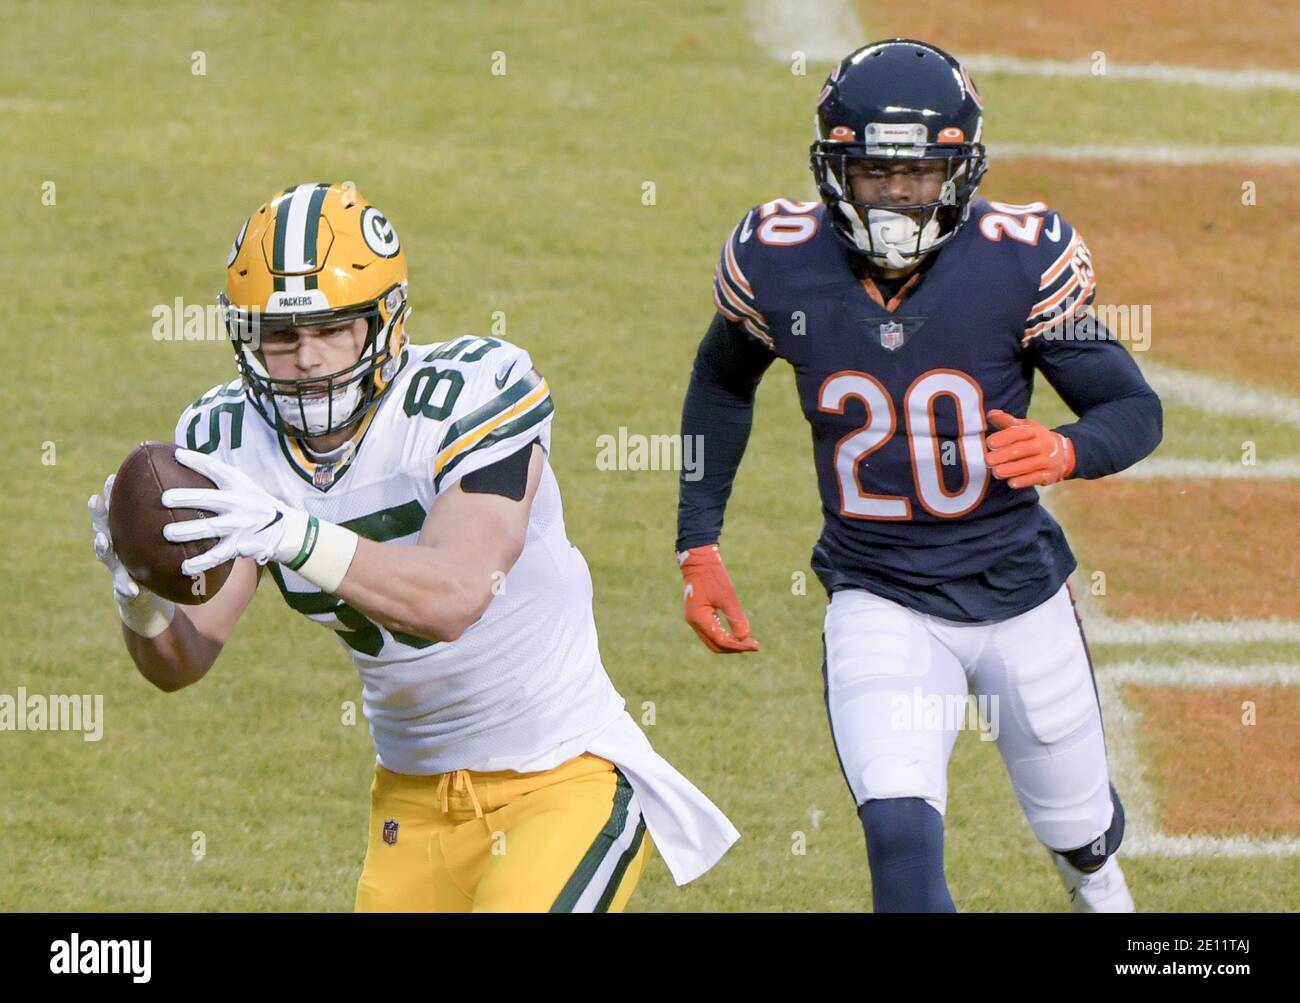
left=822, top=583, right=1114, bottom=853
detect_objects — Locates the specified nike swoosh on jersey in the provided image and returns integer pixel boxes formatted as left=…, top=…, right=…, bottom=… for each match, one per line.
left=494, top=362, right=517, bottom=389
left=739, top=212, right=755, bottom=243
left=1043, top=215, right=1062, bottom=242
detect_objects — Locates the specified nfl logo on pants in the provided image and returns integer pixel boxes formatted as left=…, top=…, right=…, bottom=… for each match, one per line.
left=382, top=819, right=399, bottom=846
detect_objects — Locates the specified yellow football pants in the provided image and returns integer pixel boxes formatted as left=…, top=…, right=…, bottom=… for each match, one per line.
left=354, top=752, right=653, bottom=912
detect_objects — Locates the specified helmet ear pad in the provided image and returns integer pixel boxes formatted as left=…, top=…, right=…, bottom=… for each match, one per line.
left=371, top=285, right=410, bottom=395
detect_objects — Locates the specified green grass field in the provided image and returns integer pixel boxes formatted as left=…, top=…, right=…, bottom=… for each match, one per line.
left=2, top=0, right=1296, bottom=911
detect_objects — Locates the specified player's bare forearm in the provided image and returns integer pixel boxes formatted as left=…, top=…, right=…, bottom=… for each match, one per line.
left=122, top=611, right=217, bottom=692
left=333, top=446, right=543, bottom=643
left=121, top=559, right=260, bottom=693
left=334, top=539, right=504, bottom=642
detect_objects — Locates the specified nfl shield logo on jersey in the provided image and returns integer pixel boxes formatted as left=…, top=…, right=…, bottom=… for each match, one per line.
left=383, top=819, right=399, bottom=846
left=313, top=463, right=335, bottom=489
left=879, top=321, right=906, bottom=351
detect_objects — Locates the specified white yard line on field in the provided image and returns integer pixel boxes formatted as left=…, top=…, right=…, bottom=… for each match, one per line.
left=1101, top=661, right=1300, bottom=687
left=1137, top=358, right=1300, bottom=430
left=964, top=54, right=1300, bottom=92
left=749, top=3, right=1300, bottom=93
left=1041, top=342, right=1300, bottom=481
left=1127, top=833, right=1300, bottom=858
left=748, top=0, right=860, bottom=62
left=1117, top=457, right=1300, bottom=479
left=1073, top=582, right=1300, bottom=647
left=1086, top=615, right=1300, bottom=645
left=1096, top=660, right=1300, bottom=858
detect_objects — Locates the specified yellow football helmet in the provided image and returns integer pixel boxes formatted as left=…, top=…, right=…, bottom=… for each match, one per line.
left=220, top=183, right=410, bottom=437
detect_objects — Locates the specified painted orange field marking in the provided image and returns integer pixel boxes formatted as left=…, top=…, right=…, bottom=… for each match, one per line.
left=1125, top=684, right=1300, bottom=838
left=853, top=0, right=1300, bottom=72
left=1093, top=662, right=1300, bottom=856
left=1054, top=479, right=1299, bottom=621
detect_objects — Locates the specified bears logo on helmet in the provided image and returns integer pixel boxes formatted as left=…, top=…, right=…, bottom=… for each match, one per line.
left=220, top=183, right=411, bottom=438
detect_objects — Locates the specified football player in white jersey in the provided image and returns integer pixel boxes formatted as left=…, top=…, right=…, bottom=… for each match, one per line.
left=88, top=183, right=738, bottom=911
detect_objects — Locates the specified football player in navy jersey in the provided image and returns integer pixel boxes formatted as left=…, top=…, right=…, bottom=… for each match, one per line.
left=675, top=39, right=1162, bottom=912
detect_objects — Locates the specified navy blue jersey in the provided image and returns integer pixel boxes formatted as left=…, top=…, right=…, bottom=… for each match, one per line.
left=705, top=196, right=1158, bottom=621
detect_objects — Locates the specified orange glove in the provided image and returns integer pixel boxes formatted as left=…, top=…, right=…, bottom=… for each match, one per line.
left=984, top=410, right=1076, bottom=489
left=678, top=544, right=760, bottom=654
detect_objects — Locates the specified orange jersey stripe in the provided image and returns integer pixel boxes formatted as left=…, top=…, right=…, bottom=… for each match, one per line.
left=1031, top=269, right=1085, bottom=317
left=713, top=265, right=768, bottom=328
left=1038, top=233, right=1082, bottom=289
left=723, top=229, right=755, bottom=296
left=740, top=317, right=775, bottom=348
left=712, top=284, right=747, bottom=324
left=1023, top=280, right=1096, bottom=340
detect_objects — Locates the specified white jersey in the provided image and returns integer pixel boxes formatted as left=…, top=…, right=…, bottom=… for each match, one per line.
left=174, top=337, right=738, bottom=884
left=175, top=336, right=623, bottom=774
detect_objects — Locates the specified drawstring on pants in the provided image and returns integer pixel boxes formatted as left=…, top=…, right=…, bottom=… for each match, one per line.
left=436, top=769, right=490, bottom=833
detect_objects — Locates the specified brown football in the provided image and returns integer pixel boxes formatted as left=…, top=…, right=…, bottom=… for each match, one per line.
left=107, top=441, right=233, bottom=604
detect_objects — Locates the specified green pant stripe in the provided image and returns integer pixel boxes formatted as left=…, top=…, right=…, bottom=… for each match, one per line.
left=549, top=772, right=634, bottom=913
left=593, top=816, right=647, bottom=913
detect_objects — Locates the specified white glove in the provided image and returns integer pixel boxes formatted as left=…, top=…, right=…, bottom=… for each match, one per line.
left=89, top=473, right=175, bottom=637
left=161, top=449, right=310, bottom=574
left=162, top=450, right=358, bottom=592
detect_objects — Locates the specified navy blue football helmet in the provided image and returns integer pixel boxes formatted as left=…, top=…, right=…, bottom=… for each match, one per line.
left=810, top=39, right=988, bottom=268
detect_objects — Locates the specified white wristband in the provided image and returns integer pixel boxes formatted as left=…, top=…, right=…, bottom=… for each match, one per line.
left=118, top=590, right=176, bottom=639
left=285, top=516, right=359, bottom=594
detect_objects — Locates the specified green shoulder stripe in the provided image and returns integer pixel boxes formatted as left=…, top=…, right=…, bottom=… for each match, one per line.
left=437, top=367, right=545, bottom=454
left=550, top=772, right=636, bottom=913
left=435, top=394, right=553, bottom=490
